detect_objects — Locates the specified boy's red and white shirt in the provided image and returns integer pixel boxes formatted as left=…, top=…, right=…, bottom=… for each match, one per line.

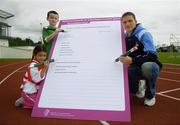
left=21, top=59, right=45, bottom=94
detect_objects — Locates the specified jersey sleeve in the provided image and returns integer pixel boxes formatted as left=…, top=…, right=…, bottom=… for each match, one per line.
left=132, top=31, right=158, bottom=65
left=42, top=27, right=49, bottom=43
left=29, top=63, right=45, bottom=83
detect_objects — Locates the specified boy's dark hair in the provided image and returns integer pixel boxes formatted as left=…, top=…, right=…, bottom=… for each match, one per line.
left=122, top=12, right=136, bottom=21
left=47, top=10, right=59, bottom=19
left=32, top=44, right=46, bottom=60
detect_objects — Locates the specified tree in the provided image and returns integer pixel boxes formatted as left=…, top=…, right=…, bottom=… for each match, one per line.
left=8, top=37, right=35, bottom=46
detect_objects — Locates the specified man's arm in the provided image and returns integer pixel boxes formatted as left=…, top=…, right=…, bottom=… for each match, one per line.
left=120, top=32, right=157, bottom=65
left=132, top=52, right=157, bottom=65
left=132, top=32, right=157, bottom=65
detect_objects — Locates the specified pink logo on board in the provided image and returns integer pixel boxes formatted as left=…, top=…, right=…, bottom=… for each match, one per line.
left=44, top=109, right=50, bottom=117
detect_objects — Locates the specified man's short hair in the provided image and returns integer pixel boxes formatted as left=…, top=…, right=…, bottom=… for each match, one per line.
left=47, top=10, right=59, bottom=19
left=122, top=12, right=136, bottom=21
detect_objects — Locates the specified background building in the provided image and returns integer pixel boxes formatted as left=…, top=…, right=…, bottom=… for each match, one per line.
left=0, top=9, right=33, bottom=59
left=0, top=9, right=14, bottom=47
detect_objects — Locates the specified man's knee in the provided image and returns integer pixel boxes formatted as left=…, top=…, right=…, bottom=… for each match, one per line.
left=141, top=62, right=160, bottom=79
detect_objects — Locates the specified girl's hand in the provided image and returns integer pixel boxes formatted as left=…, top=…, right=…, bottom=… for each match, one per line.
left=40, top=60, right=49, bottom=78
left=43, top=60, right=49, bottom=69
left=119, top=56, right=132, bottom=65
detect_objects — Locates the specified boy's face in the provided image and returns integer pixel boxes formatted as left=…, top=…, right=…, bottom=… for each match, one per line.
left=47, top=13, right=59, bottom=26
left=35, top=51, right=47, bottom=62
left=122, top=15, right=137, bottom=34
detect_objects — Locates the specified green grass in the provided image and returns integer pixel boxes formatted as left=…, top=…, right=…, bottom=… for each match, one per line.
left=1, top=52, right=180, bottom=64
left=158, top=52, right=180, bottom=64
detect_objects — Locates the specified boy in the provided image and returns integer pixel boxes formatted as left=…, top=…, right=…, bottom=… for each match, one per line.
left=119, top=12, right=162, bottom=106
left=42, top=10, right=62, bottom=58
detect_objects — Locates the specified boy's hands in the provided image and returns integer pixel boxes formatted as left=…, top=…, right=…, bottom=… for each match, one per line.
left=55, top=28, right=65, bottom=33
left=119, top=56, right=132, bottom=65
left=45, top=28, right=65, bottom=43
left=55, top=28, right=61, bottom=33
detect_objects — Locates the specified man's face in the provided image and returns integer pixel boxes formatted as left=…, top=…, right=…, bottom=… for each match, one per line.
left=122, top=15, right=137, bottom=34
left=47, top=13, right=59, bottom=26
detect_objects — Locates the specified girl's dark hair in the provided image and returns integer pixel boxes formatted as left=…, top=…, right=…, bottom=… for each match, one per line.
left=122, top=12, right=136, bottom=21
left=47, top=10, right=59, bottom=19
left=32, top=44, right=46, bottom=60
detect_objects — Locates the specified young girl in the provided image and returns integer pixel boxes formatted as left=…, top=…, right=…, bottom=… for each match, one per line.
left=15, top=44, right=49, bottom=108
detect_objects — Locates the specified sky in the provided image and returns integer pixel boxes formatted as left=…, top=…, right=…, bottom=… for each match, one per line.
left=0, top=0, right=180, bottom=46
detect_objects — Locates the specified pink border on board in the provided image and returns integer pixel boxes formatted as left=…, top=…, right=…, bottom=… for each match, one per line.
left=32, top=17, right=131, bottom=122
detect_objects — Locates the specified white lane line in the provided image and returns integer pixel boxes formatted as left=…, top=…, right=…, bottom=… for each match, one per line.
left=0, top=61, right=28, bottom=68
left=157, top=88, right=180, bottom=94
left=161, top=71, right=180, bottom=75
left=99, top=121, right=110, bottom=125
left=0, top=64, right=28, bottom=85
left=158, top=77, right=180, bottom=83
left=157, top=93, right=180, bottom=101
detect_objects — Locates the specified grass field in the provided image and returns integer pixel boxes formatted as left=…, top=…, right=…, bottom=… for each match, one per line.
left=0, top=52, right=180, bottom=64
left=0, top=59, right=30, bottom=62
left=158, top=52, right=180, bottom=64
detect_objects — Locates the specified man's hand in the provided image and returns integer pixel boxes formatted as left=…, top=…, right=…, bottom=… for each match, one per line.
left=119, top=56, right=132, bottom=65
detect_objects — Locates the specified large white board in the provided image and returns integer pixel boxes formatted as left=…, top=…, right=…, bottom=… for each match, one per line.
left=32, top=17, right=130, bottom=122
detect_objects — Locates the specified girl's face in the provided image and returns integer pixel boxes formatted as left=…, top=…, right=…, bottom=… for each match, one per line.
left=47, top=13, right=59, bottom=26
left=35, top=51, right=47, bottom=62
